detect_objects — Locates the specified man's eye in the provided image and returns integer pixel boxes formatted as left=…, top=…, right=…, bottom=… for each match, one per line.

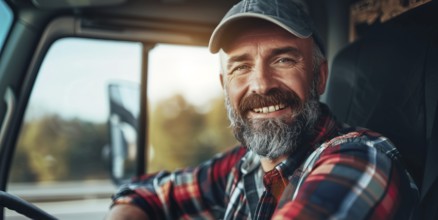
left=276, top=58, right=296, bottom=65
left=230, top=65, right=250, bottom=75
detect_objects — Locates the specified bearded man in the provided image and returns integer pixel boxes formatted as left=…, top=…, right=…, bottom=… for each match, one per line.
left=106, top=0, right=419, bottom=219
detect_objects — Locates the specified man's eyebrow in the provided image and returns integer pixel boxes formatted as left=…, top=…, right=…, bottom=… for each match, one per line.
left=225, top=47, right=302, bottom=70
left=270, top=47, right=302, bottom=57
left=226, top=53, right=251, bottom=70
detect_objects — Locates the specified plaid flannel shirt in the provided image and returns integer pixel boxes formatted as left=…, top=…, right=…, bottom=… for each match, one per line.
left=112, top=104, right=419, bottom=219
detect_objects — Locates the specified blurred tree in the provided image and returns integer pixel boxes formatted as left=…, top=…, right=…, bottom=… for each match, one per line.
left=149, top=95, right=204, bottom=171
left=148, top=94, right=237, bottom=173
left=9, top=135, right=38, bottom=182
left=65, top=119, right=108, bottom=180
left=201, top=95, right=238, bottom=153
left=9, top=115, right=108, bottom=183
left=17, top=115, right=69, bottom=182
left=10, top=95, right=238, bottom=182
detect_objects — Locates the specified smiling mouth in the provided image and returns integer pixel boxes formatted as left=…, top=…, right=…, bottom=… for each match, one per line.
left=252, top=103, right=287, bottom=114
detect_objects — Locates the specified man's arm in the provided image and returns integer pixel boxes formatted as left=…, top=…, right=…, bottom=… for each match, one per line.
left=106, top=204, right=149, bottom=220
left=106, top=146, right=247, bottom=219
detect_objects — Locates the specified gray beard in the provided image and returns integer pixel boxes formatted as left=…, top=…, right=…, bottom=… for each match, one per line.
left=225, top=88, right=320, bottom=160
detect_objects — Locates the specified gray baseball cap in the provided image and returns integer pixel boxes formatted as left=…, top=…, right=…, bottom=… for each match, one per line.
left=208, top=0, right=325, bottom=55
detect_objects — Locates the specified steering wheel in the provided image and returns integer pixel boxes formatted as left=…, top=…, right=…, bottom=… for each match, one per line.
left=0, top=190, right=57, bottom=220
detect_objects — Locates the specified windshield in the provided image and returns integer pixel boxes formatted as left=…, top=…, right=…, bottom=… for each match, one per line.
left=0, top=0, right=13, bottom=53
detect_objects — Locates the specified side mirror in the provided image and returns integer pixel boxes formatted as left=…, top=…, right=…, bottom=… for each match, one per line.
left=107, top=82, right=139, bottom=185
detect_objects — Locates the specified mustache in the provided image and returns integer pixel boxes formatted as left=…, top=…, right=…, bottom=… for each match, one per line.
left=237, top=88, right=303, bottom=116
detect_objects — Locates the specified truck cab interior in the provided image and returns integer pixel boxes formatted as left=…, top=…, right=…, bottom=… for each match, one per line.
left=0, top=0, right=437, bottom=219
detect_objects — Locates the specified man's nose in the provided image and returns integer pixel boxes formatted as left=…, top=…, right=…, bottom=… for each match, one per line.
left=249, top=64, right=278, bottom=95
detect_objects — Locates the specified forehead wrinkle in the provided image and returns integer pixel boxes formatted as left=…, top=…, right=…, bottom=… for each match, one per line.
left=221, top=26, right=310, bottom=73
left=227, top=44, right=269, bottom=72
left=270, top=46, right=303, bottom=59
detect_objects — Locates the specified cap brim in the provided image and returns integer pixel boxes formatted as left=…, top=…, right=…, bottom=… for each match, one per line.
left=208, top=13, right=312, bottom=53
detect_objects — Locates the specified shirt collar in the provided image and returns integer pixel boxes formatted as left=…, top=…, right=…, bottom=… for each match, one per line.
left=308, top=103, right=341, bottom=147
left=277, top=103, right=341, bottom=177
left=240, top=150, right=261, bottom=175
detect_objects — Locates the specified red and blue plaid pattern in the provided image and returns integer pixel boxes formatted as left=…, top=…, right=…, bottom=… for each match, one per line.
left=112, top=104, right=419, bottom=219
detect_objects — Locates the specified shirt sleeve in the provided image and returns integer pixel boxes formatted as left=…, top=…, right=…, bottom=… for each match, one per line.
left=273, top=130, right=419, bottom=220
left=111, top=146, right=247, bottom=219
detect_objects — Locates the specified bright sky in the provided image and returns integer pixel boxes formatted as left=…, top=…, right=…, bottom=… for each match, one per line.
left=28, top=38, right=222, bottom=123
left=148, top=44, right=223, bottom=109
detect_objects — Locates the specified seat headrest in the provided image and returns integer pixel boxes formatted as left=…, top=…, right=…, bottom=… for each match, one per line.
left=325, top=25, right=438, bottom=187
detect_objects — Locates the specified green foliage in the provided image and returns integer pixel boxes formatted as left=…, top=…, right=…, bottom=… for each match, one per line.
left=9, top=94, right=237, bottom=182
left=9, top=115, right=108, bottom=183
left=148, top=94, right=237, bottom=172
left=203, top=95, right=239, bottom=152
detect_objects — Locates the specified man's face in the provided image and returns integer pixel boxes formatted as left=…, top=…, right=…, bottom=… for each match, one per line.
left=220, top=23, right=326, bottom=159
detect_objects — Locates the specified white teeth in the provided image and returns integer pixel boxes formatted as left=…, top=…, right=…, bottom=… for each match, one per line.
left=253, top=104, right=286, bottom=114
left=268, top=106, right=275, bottom=112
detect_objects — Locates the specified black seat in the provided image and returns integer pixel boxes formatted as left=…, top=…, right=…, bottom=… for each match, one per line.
left=325, top=2, right=438, bottom=219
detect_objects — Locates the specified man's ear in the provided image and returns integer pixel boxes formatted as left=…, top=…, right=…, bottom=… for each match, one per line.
left=317, top=60, right=328, bottom=95
left=220, top=73, right=224, bottom=88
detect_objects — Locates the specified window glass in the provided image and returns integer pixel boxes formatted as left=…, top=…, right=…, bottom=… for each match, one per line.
left=147, top=44, right=237, bottom=173
left=0, top=0, right=13, bottom=52
left=7, top=38, right=142, bottom=219
left=6, top=40, right=237, bottom=218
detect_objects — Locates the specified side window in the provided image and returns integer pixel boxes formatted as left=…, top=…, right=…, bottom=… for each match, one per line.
left=7, top=38, right=142, bottom=219
left=6, top=40, right=236, bottom=219
left=0, top=0, right=13, bottom=52
left=147, top=44, right=237, bottom=173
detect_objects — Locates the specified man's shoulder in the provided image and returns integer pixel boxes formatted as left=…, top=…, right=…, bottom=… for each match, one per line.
left=300, top=124, right=407, bottom=179
left=317, top=124, right=400, bottom=159
left=204, top=145, right=249, bottom=171
left=213, top=145, right=248, bottom=161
